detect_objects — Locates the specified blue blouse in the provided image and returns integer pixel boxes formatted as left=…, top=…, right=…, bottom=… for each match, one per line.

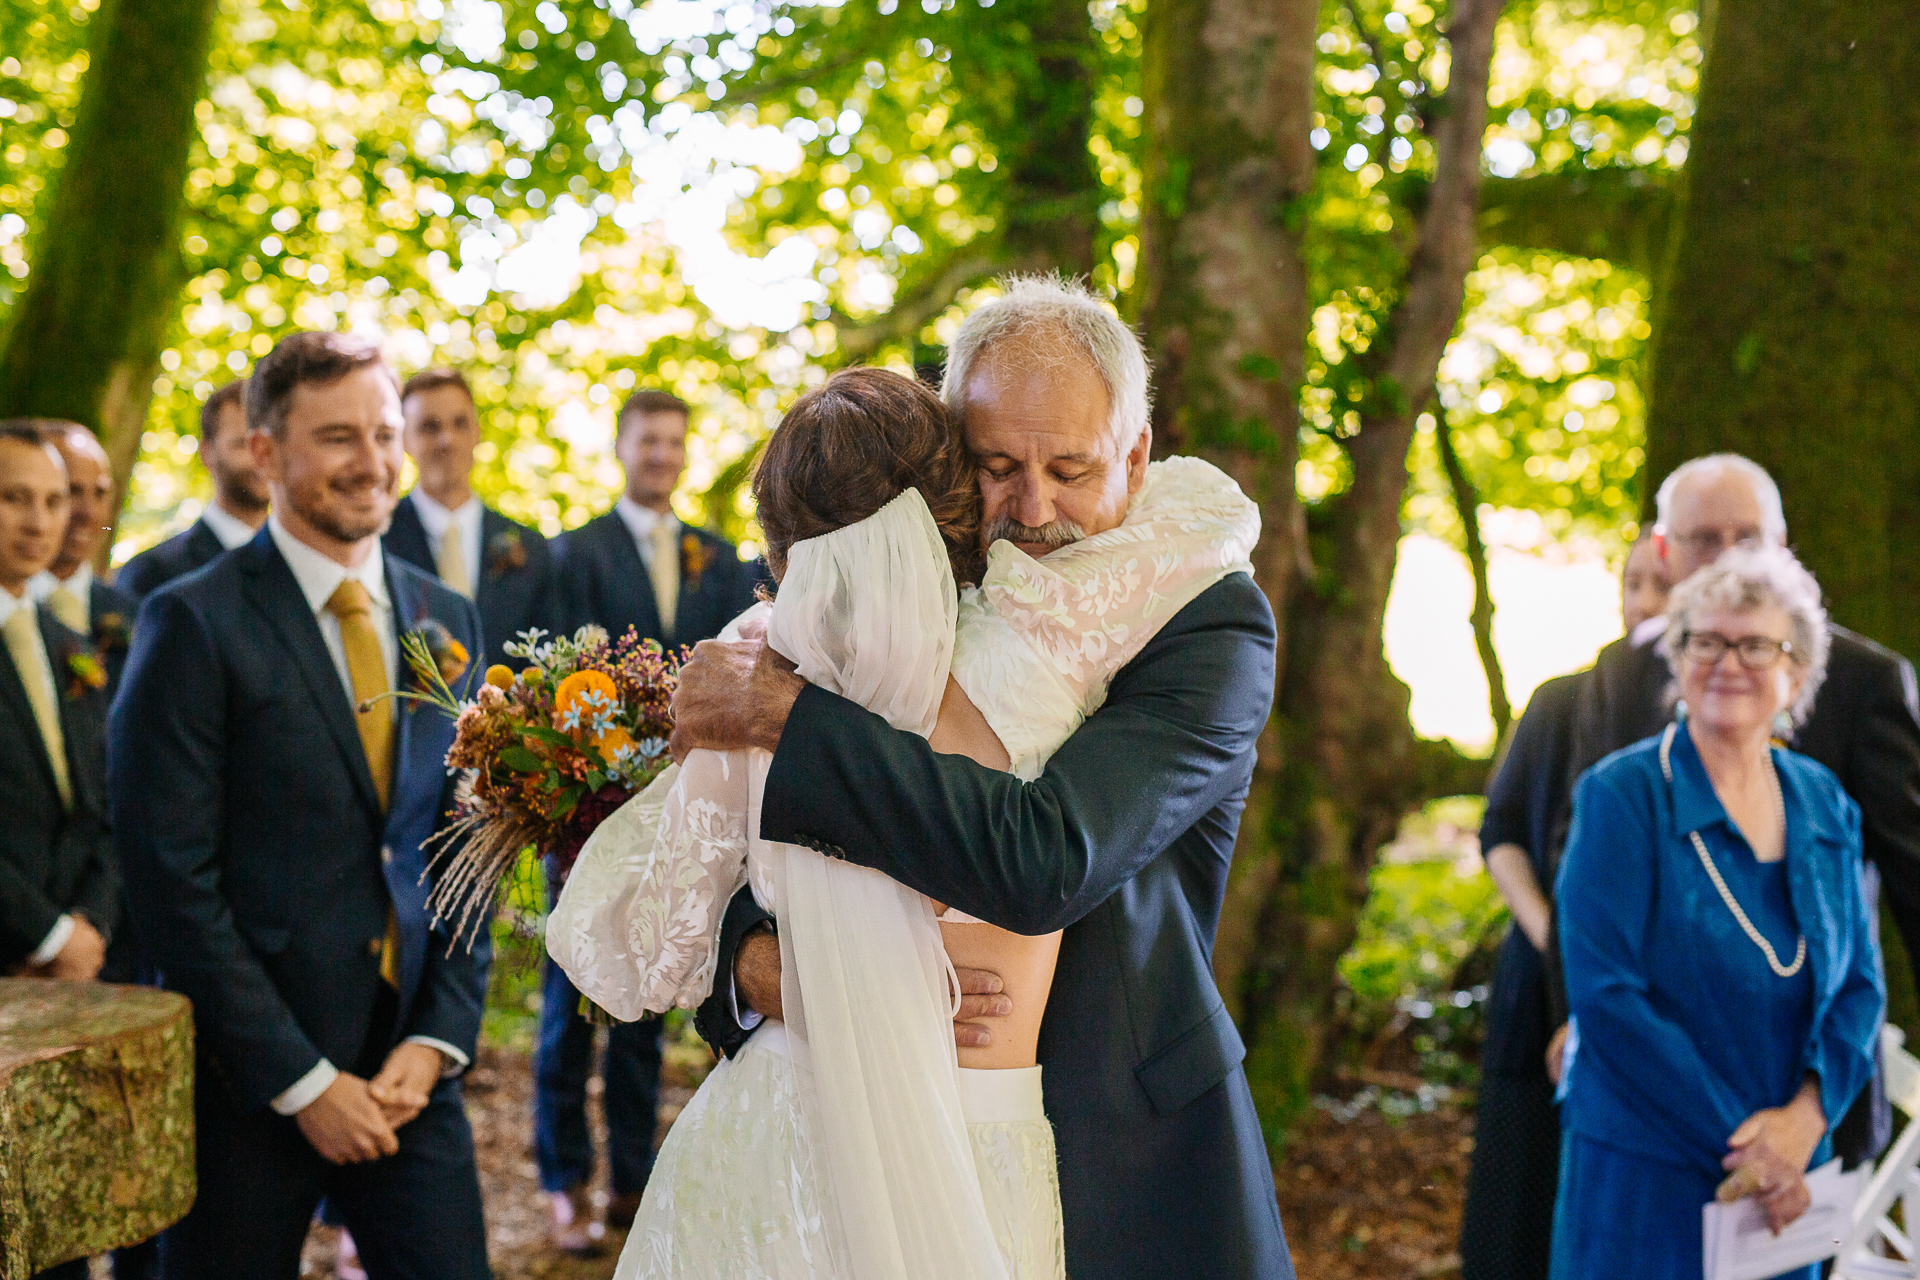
left=1556, top=723, right=1883, bottom=1174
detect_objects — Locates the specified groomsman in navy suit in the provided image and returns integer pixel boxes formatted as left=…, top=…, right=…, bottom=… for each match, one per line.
left=113, top=332, right=491, bottom=1279
left=383, top=369, right=554, bottom=667
left=538, top=389, right=757, bottom=1252
left=118, top=379, right=269, bottom=600
left=29, top=423, right=137, bottom=697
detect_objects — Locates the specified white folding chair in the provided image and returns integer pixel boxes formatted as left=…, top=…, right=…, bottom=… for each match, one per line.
left=1835, top=1025, right=1920, bottom=1278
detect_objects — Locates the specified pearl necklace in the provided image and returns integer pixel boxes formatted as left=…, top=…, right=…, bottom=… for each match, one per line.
left=1660, top=723, right=1806, bottom=979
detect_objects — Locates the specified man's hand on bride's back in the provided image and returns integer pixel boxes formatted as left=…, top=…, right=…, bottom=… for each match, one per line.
left=735, top=930, right=1014, bottom=1050
left=670, top=638, right=804, bottom=761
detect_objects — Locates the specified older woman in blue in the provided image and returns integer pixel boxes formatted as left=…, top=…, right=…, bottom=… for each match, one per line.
left=1551, top=546, right=1882, bottom=1279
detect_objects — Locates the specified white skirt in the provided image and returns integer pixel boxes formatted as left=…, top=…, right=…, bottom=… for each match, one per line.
left=617, top=1028, right=1065, bottom=1280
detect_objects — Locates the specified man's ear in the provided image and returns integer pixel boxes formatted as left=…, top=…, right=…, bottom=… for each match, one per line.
left=1125, top=424, right=1152, bottom=495
left=1653, top=528, right=1670, bottom=567
left=247, top=427, right=282, bottom=485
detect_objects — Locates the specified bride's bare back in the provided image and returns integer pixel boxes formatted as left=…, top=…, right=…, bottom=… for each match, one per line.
left=926, top=675, right=1062, bottom=1072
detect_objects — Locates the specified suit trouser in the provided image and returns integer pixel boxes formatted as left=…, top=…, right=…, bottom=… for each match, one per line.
left=533, top=956, right=662, bottom=1195
left=158, top=1073, right=490, bottom=1280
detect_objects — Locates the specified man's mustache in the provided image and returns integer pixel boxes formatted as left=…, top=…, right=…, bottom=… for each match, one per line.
left=983, top=514, right=1087, bottom=550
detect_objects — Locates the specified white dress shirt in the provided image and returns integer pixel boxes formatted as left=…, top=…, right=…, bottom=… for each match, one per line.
left=263, top=518, right=468, bottom=1114
left=615, top=496, right=678, bottom=568
left=29, top=562, right=92, bottom=630
left=0, top=585, right=74, bottom=965
left=201, top=501, right=261, bottom=551
left=409, top=489, right=483, bottom=591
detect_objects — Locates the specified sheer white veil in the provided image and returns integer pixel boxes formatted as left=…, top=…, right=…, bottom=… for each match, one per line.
left=758, top=486, right=1011, bottom=1280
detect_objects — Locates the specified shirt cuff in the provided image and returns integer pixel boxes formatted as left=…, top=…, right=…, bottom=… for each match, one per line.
left=404, top=1036, right=470, bottom=1078
left=271, top=1059, right=339, bottom=1116
left=730, top=974, right=765, bottom=1032
left=30, top=915, right=74, bottom=967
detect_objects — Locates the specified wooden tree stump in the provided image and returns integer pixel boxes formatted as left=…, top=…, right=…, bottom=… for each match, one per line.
left=0, top=981, right=194, bottom=1279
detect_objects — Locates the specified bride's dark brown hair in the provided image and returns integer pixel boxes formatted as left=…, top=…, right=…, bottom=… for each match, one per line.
left=752, top=366, right=984, bottom=587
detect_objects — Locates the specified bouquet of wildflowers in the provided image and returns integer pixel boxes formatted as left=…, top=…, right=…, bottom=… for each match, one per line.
left=396, top=625, right=680, bottom=947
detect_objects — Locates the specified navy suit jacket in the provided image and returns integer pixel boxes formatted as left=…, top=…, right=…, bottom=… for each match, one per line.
left=87, top=577, right=137, bottom=697
left=555, top=510, right=757, bottom=649
left=0, top=607, right=118, bottom=964
left=384, top=492, right=557, bottom=667
left=111, top=529, right=491, bottom=1112
left=117, top=518, right=227, bottom=602
left=705, top=572, right=1293, bottom=1280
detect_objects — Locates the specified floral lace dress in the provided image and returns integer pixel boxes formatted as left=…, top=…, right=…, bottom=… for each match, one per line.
left=548, top=457, right=1258, bottom=1280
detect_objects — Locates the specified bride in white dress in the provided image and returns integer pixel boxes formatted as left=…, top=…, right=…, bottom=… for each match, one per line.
left=548, top=368, right=1258, bottom=1280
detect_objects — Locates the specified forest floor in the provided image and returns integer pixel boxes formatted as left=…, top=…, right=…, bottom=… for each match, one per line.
left=291, top=1046, right=1473, bottom=1280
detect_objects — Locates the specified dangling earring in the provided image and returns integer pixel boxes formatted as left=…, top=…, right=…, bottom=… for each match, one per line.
left=1772, top=709, right=1794, bottom=741
left=1674, top=699, right=1688, bottom=723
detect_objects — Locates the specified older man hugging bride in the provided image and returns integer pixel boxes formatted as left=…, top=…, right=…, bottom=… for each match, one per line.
left=547, top=276, right=1295, bottom=1280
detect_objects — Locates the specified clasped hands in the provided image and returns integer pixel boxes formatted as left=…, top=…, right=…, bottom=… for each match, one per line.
left=736, top=929, right=1013, bottom=1050
left=1714, top=1077, right=1827, bottom=1234
left=295, top=1041, right=446, bottom=1165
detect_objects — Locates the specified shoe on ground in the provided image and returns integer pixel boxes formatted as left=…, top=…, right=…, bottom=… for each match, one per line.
left=548, top=1187, right=604, bottom=1257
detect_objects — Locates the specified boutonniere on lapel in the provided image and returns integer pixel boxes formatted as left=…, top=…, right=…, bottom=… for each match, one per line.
left=680, top=532, right=709, bottom=593
left=63, top=647, right=107, bottom=700
left=486, top=527, right=528, bottom=580
left=93, top=611, right=131, bottom=655
left=362, top=617, right=471, bottom=718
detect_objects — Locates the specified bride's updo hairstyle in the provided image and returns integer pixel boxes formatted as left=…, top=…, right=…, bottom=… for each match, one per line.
left=752, top=366, right=984, bottom=588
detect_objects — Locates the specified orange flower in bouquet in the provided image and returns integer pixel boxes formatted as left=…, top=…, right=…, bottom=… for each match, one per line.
left=398, top=625, right=681, bottom=946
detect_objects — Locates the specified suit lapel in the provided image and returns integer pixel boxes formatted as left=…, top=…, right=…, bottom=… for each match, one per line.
left=475, top=506, right=505, bottom=610
left=42, top=612, right=100, bottom=813
left=603, top=515, right=663, bottom=644
left=0, top=622, right=59, bottom=799
left=385, top=494, right=437, bottom=577
left=239, top=537, right=384, bottom=817
left=186, top=520, right=224, bottom=570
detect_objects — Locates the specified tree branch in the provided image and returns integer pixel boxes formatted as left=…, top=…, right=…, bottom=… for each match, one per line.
left=1477, top=167, right=1675, bottom=276
left=830, top=250, right=1026, bottom=362
left=1434, top=397, right=1510, bottom=737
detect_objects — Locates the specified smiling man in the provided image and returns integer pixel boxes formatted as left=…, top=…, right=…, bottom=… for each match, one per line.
left=30, top=423, right=137, bottom=694
left=675, top=276, right=1293, bottom=1280
left=384, top=368, right=555, bottom=668
left=112, top=332, right=491, bottom=1280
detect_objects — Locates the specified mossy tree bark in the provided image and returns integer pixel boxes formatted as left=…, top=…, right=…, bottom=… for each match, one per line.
left=0, top=981, right=195, bottom=1278
left=1141, top=0, right=1504, bottom=1135
left=0, top=0, right=219, bottom=557
left=1643, top=0, right=1920, bottom=663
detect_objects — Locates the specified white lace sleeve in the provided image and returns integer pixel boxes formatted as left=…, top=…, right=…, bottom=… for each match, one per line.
left=546, top=748, right=751, bottom=1021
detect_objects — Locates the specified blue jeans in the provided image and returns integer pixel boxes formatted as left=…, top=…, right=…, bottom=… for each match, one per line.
left=533, top=957, right=662, bottom=1196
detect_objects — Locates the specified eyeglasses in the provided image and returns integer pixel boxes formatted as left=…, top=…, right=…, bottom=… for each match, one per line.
left=1680, top=630, right=1795, bottom=669
left=1670, top=529, right=1764, bottom=557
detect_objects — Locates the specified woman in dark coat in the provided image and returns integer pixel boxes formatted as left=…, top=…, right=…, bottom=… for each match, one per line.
left=1458, top=671, right=1583, bottom=1280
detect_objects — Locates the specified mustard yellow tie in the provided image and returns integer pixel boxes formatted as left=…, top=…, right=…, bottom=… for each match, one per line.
left=4, top=607, right=72, bottom=810
left=437, top=525, right=471, bottom=598
left=326, top=579, right=400, bottom=986
left=46, top=585, right=87, bottom=635
left=650, top=520, right=680, bottom=637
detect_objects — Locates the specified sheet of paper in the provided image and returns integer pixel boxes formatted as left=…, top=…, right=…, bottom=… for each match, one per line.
left=1702, top=1158, right=1862, bottom=1280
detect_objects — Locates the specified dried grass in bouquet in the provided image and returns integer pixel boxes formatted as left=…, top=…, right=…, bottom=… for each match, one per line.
left=390, top=624, right=680, bottom=948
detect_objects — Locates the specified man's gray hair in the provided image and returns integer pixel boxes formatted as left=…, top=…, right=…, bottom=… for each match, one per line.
left=1653, top=453, right=1788, bottom=541
left=1660, top=544, right=1829, bottom=726
left=940, top=274, right=1151, bottom=453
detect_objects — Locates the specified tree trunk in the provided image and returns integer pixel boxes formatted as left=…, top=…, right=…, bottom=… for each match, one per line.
left=1437, top=403, right=1511, bottom=738
left=1136, top=0, right=1318, bottom=1095
left=1643, top=0, right=1920, bottom=664
left=0, top=981, right=195, bottom=1277
left=1142, top=0, right=1504, bottom=1134
left=0, top=0, right=219, bottom=559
